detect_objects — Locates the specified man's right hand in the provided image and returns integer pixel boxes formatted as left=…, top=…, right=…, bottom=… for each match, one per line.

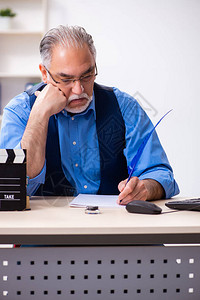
left=21, top=83, right=67, bottom=179
left=33, top=83, right=67, bottom=119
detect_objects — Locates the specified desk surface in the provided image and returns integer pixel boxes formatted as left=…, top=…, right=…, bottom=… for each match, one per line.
left=0, top=196, right=200, bottom=245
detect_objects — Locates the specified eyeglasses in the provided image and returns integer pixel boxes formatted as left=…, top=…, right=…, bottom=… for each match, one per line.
left=44, top=64, right=98, bottom=87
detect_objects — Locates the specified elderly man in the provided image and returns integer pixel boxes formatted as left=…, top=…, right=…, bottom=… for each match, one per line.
left=0, top=25, right=179, bottom=204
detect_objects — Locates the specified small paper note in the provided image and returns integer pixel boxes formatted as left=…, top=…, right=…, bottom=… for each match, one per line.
left=70, top=194, right=122, bottom=208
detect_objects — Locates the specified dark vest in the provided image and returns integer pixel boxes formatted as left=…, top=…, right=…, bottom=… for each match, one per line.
left=26, top=82, right=128, bottom=195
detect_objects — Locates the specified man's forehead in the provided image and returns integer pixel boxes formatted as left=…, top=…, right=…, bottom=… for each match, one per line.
left=52, top=43, right=92, bottom=59
left=50, top=43, right=94, bottom=71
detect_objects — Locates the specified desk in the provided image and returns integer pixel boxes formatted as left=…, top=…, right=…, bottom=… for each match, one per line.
left=0, top=197, right=200, bottom=299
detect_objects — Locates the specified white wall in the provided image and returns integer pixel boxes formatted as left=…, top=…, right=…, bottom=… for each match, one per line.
left=47, top=0, right=200, bottom=197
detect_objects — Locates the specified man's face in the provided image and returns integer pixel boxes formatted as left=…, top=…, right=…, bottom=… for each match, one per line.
left=41, top=43, right=96, bottom=113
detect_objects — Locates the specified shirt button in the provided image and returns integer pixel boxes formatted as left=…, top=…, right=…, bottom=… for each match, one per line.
left=73, top=141, right=76, bottom=145
left=62, top=110, right=65, bottom=114
left=71, top=117, right=74, bottom=121
left=75, top=163, right=78, bottom=167
left=84, top=185, right=87, bottom=189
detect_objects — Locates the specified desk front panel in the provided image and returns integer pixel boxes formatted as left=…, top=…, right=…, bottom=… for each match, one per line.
left=1, top=246, right=200, bottom=300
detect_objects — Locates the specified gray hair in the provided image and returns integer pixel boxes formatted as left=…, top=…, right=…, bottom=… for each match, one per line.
left=40, top=25, right=96, bottom=67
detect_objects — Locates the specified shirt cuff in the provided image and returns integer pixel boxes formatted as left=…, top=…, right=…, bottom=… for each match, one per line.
left=27, top=163, right=46, bottom=196
left=14, top=143, right=46, bottom=196
left=138, top=169, right=180, bottom=199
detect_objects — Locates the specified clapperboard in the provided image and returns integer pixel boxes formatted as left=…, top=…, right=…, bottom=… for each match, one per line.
left=0, top=149, right=27, bottom=211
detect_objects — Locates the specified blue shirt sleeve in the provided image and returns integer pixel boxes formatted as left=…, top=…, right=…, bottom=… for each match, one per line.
left=113, top=87, right=180, bottom=198
left=0, top=92, right=46, bottom=196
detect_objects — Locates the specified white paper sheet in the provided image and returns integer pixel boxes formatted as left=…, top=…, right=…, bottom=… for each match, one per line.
left=70, top=194, right=122, bottom=208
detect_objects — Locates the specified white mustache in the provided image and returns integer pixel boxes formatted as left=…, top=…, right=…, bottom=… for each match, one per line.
left=67, top=93, right=91, bottom=104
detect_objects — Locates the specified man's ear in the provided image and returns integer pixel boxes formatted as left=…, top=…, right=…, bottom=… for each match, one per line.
left=39, top=64, right=48, bottom=83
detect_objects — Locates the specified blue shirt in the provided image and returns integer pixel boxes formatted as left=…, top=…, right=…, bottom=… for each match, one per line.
left=0, top=85, right=179, bottom=198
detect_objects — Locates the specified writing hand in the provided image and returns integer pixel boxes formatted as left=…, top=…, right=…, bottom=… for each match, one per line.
left=117, top=177, right=148, bottom=205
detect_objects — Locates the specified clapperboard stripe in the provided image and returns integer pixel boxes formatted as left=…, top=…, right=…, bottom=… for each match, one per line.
left=0, top=149, right=7, bottom=163
left=0, top=149, right=25, bottom=164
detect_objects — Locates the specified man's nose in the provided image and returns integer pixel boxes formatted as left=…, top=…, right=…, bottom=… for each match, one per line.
left=71, top=80, right=84, bottom=94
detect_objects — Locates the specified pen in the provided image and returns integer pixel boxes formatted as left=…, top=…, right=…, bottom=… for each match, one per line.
left=120, top=109, right=172, bottom=202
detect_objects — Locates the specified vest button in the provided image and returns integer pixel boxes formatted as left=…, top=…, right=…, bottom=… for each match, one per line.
left=73, top=141, right=76, bottom=145
left=84, top=185, right=87, bottom=189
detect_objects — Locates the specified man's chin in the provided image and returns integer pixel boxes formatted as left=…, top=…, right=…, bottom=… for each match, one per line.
left=65, top=99, right=91, bottom=114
